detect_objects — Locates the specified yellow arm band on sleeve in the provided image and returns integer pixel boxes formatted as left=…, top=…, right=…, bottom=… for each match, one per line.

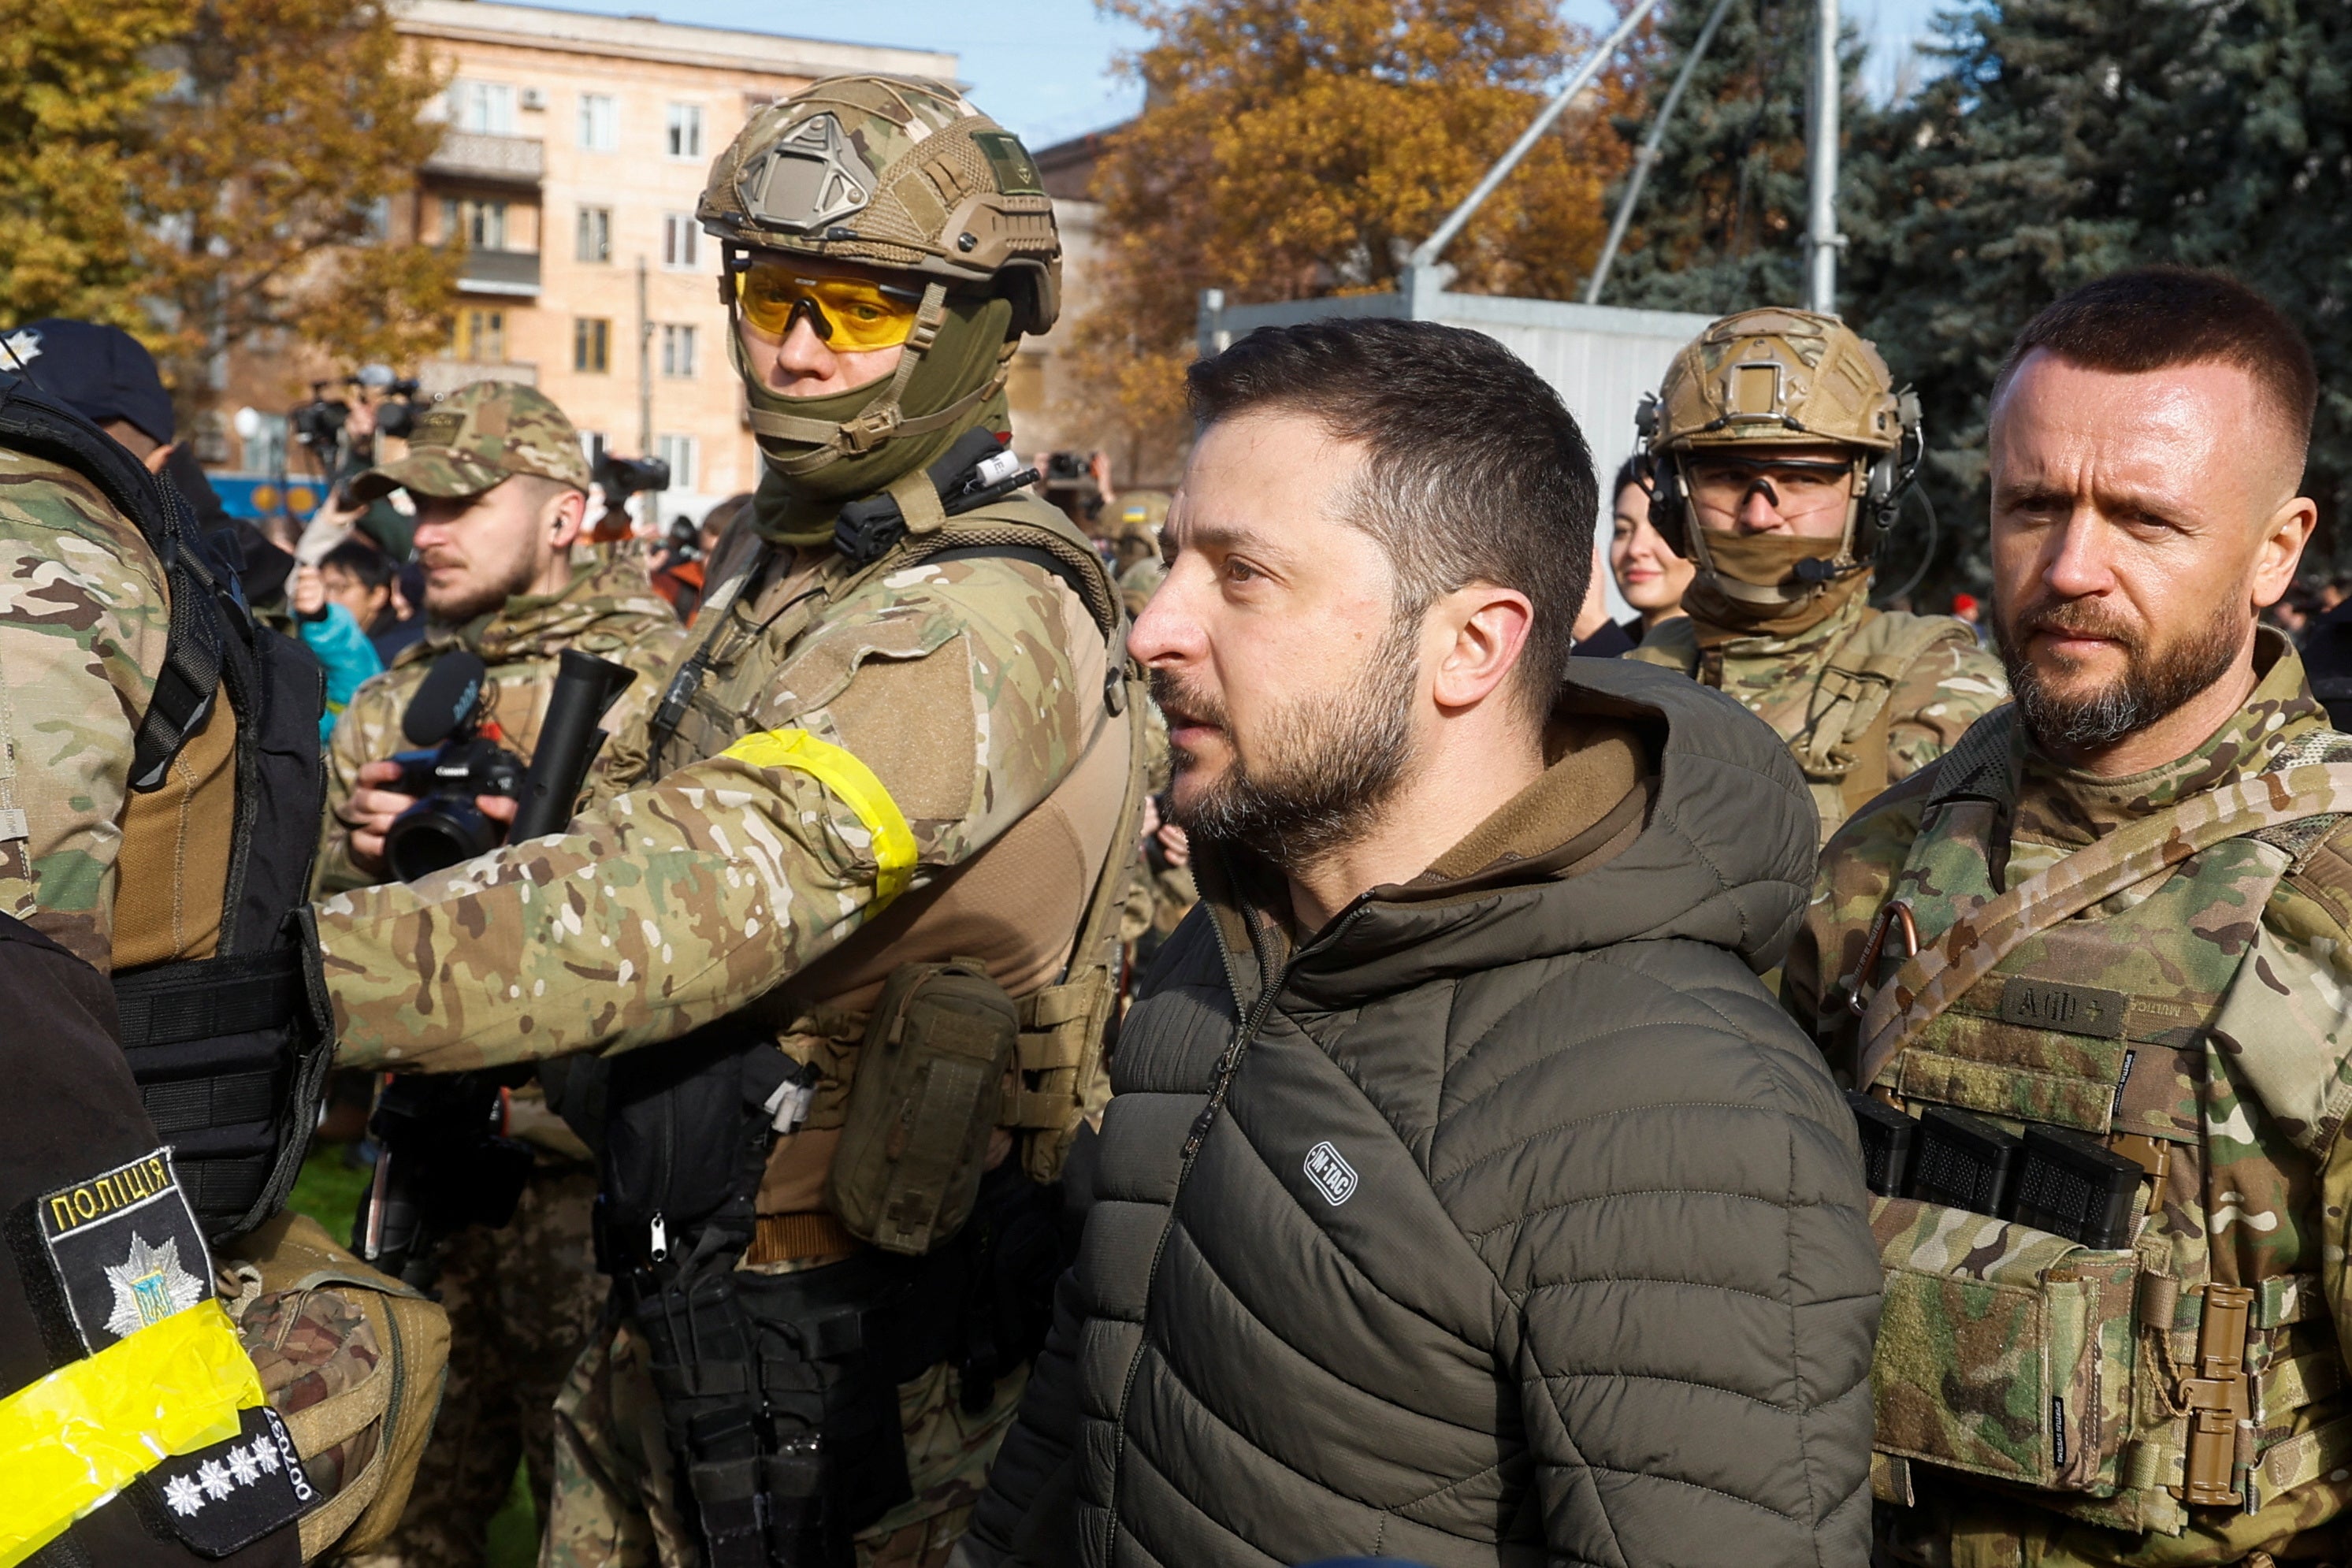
left=0, top=1299, right=264, bottom=1566
left=719, top=726, right=919, bottom=911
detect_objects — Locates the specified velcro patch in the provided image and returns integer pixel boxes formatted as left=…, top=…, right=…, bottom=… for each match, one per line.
left=37, top=1147, right=211, bottom=1351
left=145, top=1404, right=317, bottom=1555
left=35, top=1147, right=315, bottom=1552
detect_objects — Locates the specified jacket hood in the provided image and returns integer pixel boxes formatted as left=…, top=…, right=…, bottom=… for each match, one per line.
left=1199, top=657, right=1819, bottom=1011
left=403, top=552, right=674, bottom=668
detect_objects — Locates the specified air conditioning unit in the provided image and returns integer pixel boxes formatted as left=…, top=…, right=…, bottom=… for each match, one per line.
left=520, top=87, right=547, bottom=110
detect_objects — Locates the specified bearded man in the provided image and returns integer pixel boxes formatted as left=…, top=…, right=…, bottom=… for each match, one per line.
left=1785, top=268, right=2352, bottom=1566
left=961, top=317, right=1880, bottom=1568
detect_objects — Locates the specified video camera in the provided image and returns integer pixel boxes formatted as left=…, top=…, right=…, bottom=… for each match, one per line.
left=593, top=451, right=671, bottom=499
left=382, top=651, right=528, bottom=881
left=289, top=363, right=425, bottom=459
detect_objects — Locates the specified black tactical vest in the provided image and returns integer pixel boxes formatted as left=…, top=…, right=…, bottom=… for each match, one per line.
left=0, top=373, right=334, bottom=1244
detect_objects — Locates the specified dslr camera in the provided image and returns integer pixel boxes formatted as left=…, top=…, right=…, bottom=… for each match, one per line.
left=593, top=450, right=671, bottom=499
left=384, top=650, right=526, bottom=880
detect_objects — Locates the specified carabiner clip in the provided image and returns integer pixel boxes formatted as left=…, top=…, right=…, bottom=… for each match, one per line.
left=1844, top=900, right=1918, bottom=1017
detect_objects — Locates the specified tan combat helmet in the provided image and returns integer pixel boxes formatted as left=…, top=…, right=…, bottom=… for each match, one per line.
left=700, top=76, right=1060, bottom=480
left=1639, top=307, right=1921, bottom=613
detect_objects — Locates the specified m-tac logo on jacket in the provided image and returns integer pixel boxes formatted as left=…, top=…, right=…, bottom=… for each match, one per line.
left=1303, top=1141, right=1358, bottom=1206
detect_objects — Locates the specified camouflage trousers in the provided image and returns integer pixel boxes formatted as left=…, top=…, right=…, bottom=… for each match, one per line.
left=543, top=1321, right=1028, bottom=1568
left=349, top=1161, right=604, bottom=1568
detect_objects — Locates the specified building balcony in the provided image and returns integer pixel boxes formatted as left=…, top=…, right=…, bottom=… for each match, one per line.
left=423, top=129, right=544, bottom=188
left=418, top=359, right=538, bottom=398
left=457, top=248, right=541, bottom=297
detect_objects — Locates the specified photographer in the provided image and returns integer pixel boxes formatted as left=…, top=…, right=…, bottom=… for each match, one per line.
left=316, top=380, right=686, bottom=1567
left=294, top=368, right=425, bottom=560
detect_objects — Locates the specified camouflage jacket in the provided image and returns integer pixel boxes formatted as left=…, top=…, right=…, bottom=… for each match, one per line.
left=314, top=492, right=1135, bottom=1078
left=0, top=449, right=170, bottom=969
left=1786, top=634, right=2352, bottom=1557
left=1628, top=589, right=2009, bottom=844
left=313, top=552, right=685, bottom=896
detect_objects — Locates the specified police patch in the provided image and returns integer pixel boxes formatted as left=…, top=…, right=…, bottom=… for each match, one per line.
left=33, top=1147, right=316, bottom=1554
left=36, top=1146, right=211, bottom=1351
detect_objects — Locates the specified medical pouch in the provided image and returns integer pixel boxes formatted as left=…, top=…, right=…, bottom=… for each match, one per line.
left=1869, top=1195, right=2140, bottom=1494
left=828, top=959, right=1019, bottom=1256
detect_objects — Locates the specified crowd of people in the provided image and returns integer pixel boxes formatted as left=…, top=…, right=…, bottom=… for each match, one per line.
left=5, top=65, right=2351, bottom=1568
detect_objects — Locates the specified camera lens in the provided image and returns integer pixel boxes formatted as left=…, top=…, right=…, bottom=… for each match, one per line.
left=377, top=400, right=418, bottom=440
left=385, top=798, right=503, bottom=881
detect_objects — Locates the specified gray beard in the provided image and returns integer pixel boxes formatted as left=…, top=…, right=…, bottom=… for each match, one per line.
left=1160, top=613, right=1422, bottom=877
left=1997, top=594, right=2244, bottom=754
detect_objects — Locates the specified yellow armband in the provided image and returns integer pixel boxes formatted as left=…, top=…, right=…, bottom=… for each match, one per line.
left=721, top=726, right=918, bottom=910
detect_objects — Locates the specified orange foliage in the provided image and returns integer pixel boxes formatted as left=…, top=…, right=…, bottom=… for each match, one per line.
left=1066, top=0, right=1638, bottom=463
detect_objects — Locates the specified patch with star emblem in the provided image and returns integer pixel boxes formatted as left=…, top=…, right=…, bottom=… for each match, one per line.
left=35, top=1146, right=213, bottom=1351
left=34, top=1148, right=314, bottom=1554
left=144, top=1404, right=316, bottom=1555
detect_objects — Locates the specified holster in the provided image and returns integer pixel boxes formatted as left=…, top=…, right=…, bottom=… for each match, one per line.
left=622, top=1248, right=916, bottom=1568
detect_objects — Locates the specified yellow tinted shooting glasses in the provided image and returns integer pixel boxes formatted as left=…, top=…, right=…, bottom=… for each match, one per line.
left=734, top=261, right=926, bottom=351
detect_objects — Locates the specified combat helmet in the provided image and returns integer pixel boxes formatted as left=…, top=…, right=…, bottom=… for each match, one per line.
left=1638, top=307, right=1922, bottom=615
left=701, top=76, right=1061, bottom=488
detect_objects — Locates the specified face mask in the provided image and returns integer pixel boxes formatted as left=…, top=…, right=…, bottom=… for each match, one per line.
left=737, top=292, right=1016, bottom=546
left=1684, top=528, right=1873, bottom=643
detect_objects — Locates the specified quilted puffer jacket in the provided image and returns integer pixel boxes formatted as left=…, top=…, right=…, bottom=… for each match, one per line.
left=967, top=658, right=1879, bottom=1568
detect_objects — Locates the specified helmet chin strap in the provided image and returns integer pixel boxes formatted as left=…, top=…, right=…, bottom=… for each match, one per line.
left=1679, top=454, right=1869, bottom=608
left=738, top=281, right=1010, bottom=477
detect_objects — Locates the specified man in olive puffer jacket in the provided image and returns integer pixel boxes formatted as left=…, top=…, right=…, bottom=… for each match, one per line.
left=962, top=318, right=1880, bottom=1568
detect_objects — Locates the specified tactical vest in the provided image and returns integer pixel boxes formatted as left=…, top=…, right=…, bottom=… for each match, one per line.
left=1635, top=608, right=1974, bottom=842
left=1845, top=710, right=2352, bottom=1538
left=0, top=375, right=334, bottom=1244
left=613, top=491, right=1143, bottom=1243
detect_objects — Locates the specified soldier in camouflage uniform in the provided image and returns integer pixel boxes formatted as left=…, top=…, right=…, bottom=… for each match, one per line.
left=318, top=381, right=686, bottom=1568
left=1626, top=308, right=2008, bottom=845
left=1785, top=270, right=2352, bottom=1565
left=309, top=76, right=1141, bottom=1568
left=0, top=350, right=444, bottom=1560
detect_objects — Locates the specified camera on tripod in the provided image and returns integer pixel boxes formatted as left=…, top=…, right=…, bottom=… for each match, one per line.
left=384, top=650, right=526, bottom=880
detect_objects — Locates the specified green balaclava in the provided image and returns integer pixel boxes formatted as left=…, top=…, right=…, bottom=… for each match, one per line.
left=741, top=294, right=1016, bottom=547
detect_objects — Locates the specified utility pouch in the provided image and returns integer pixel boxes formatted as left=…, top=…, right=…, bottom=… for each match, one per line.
left=829, top=960, right=1018, bottom=1256
left=1869, top=1196, right=2140, bottom=1494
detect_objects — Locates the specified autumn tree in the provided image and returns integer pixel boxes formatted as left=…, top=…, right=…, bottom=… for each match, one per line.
left=140, top=0, right=457, bottom=407
left=1067, top=0, right=1635, bottom=470
left=0, top=0, right=191, bottom=332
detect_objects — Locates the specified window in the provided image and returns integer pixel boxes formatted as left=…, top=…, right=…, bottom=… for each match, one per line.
left=575, top=206, right=611, bottom=263
left=665, top=102, right=704, bottom=159
left=449, top=80, right=515, bottom=135
left=659, top=324, right=696, bottom=378
left=660, top=214, right=699, bottom=269
left=442, top=197, right=509, bottom=251
left=656, top=435, right=698, bottom=492
left=454, top=309, right=506, bottom=363
left=574, top=318, right=611, bottom=373
left=578, top=92, right=616, bottom=150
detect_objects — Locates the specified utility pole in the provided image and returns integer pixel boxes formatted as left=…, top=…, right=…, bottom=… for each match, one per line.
left=637, top=255, right=654, bottom=532
left=1806, top=0, right=1841, bottom=315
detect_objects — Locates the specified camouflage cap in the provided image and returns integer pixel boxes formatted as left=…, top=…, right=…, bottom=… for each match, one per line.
left=351, top=380, right=592, bottom=501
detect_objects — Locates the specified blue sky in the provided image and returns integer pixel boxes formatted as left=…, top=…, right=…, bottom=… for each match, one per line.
left=546, top=0, right=1954, bottom=148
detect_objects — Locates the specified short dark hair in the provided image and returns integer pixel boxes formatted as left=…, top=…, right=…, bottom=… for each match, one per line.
left=1611, top=456, right=1646, bottom=499
left=1993, top=267, right=2317, bottom=470
left=320, top=538, right=395, bottom=592
left=1186, top=318, right=1595, bottom=719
